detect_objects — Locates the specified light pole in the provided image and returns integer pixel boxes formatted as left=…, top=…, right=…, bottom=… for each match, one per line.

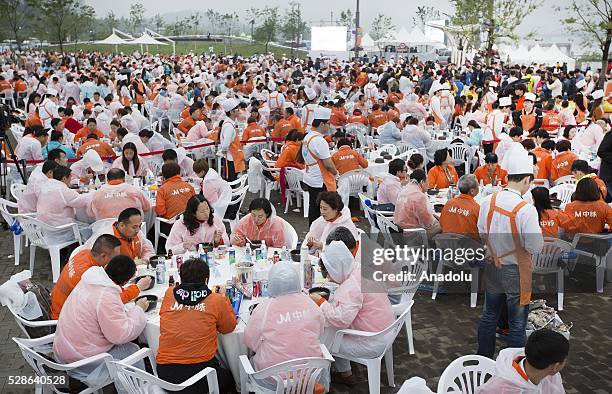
left=354, top=0, right=360, bottom=60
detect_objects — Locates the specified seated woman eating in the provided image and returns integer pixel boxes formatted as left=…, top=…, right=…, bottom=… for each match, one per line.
left=304, top=191, right=358, bottom=253
left=231, top=198, right=287, bottom=248
left=166, top=195, right=229, bottom=254
left=394, top=169, right=441, bottom=237
left=156, top=258, right=237, bottom=393
left=428, top=148, right=459, bottom=189
left=111, top=142, right=150, bottom=177
left=311, top=240, right=394, bottom=386
left=244, top=262, right=326, bottom=391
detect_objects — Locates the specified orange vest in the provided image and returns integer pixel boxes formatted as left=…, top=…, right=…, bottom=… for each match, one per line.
left=227, top=122, right=246, bottom=174
left=113, top=224, right=142, bottom=259
left=486, top=193, right=532, bottom=305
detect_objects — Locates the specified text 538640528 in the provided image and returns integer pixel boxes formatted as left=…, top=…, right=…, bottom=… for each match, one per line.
left=8, top=375, right=66, bottom=385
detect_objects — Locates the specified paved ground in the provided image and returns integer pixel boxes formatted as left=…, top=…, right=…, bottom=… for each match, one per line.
left=1, top=191, right=611, bottom=393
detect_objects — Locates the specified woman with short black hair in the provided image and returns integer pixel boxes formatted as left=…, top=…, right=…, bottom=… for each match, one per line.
left=230, top=198, right=287, bottom=248
left=428, top=148, right=459, bottom=188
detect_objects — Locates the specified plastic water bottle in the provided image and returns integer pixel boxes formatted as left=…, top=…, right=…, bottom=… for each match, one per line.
left=261, top=240, right=267, bottom=261
left=156, top=258, right=166, bottom=284
left=244, top=243, right=252, bottom=262
left=198, top=244, right=206, bottom=261
left=281, top=246, right=290, bottom=262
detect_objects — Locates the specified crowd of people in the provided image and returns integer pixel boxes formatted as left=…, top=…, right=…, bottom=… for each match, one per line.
left=1, top=47, right=605, bottom=392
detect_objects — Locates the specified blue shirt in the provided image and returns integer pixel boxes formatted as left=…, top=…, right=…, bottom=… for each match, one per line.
left=42, top=141, right=76, bottom=160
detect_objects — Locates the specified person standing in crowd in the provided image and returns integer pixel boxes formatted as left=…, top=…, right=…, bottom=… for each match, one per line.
left=156, top=258, right=237, bottom=393
left=512, top=92, right=542, bottom=135
left=302, top=106, right=338, bottom=225
left=218, top=98, right=245, bottom=181
left=477, top=150, right=543, bottom=358
left=597, top=119, right=612, bottom=202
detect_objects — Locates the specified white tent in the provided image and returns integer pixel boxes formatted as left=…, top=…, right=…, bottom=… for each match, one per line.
left=96, top=32, right=129, bottom=45
left=361, top=32, right=376, bottom=52
left=130, top=33, right=167, bottom=45
left=507, top=45, right=530, bottom=64
left=545, top=44, right=576, bottom=70
left=406, top=27, right=444, bottom=47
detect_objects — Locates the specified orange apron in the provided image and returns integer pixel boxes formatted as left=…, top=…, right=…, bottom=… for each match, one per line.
left=302, top=106, right=315, bottom=130
left=304, top=134, right=337, bottom=192
left=135, top=80, right=145, bottom=104
left=520, top=110, right=536, bottom=132
left=226, top=123, right=245, bottom=174
left=485, top=193, right=533, bottom=306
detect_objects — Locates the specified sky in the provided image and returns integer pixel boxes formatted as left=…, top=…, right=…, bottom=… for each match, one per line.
left=84, top=0, right=578, bottom=47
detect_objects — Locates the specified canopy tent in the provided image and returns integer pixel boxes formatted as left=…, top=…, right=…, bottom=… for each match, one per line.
left=360, top=32, right=376, bottom=52
left=503, top=44, right=575, bottom=70
left=95, top=32, right=129, bottom=45
left=542, top=44, right=576, bottom=70
left=130, top=33, right=167, bottom=45
left=406, top=27, right=445, bottom=47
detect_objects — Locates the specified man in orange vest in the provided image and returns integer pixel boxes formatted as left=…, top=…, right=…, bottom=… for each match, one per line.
left=477, top=150, right=543, bottom=358
left=219, top=98, right=245, bottom=182
left=331, top=138, right=368, bottom=175
left=50, top=234, right=151, bottom=319
left=532, top=131, right=554, bottom=180
left=302, top=106, right=338, bottom=224
left=440, top=174, right=481, bottom=239
left=347, top=109, right=368, bottom=125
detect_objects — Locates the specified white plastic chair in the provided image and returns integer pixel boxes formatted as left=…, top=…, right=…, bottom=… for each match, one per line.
left=11, top=123, right=24, bottom=143
left=0, top=89, right=16, bottom=108
left=106, top=347, right=219, bottom=394
left=378, top=144, right=398, bottom=156
left=395, top=148, right=420, bottom=161
left=154, top=214, right=180, bottom=253
left=553, top=175, right=577, bottom=186
left=436, top=355, right=495, bottom=394
left=279, top=217, right=299, bottom=249
left=358, top=193, right=381, bottom=234
left=375, top=211, right=400, bottom=246
left=239, top=344, right=333, bottom=394
left=0, top=197, right=25, bottom=266
left=432, top=233, right=483, bottom=308
left=10, top=182, right=26, bottom=201
left=223, top=184, right=250, bottom=231
left=531, top=238, right=572, bottom=311
left=549, top=184, right=575, bottom=208
left=228, top=173, right=249, bottom=189
left=570, top=232, right=612, bottom=293
left=345, top=122, right=367, bottom=139
left=5, top=302, right=57, bottom=340
left=284, top=167, right=308, bottom=216
left=448, top=142, right=472, bottom=174
left=13, top=334, right=113, bottom=394
left=330, top=308, right=411, bottom=394
left=337, top=169, right=372, bottom=207
left=18, top=216, right=83, bottom=283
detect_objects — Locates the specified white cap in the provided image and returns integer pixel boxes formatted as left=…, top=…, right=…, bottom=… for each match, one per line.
left=93, top=106, right=104, bottom=113
left=489, top=81, right=498, bottom=88
left=193, top=77, right=202, bottom=83
left=505, top=150, right=533, bottom=175
left=440, top=82, right=450, bottom=90
left=313, top=106, right=332, bottom=121
left=305, top=87, right=317, bottom=100
left=524, top=92, right=536, bottom=102
left=82, top=150, right=104, bottom=172
left=499, top=96, right=512, bottom=107
left=221, top=98, right=239, bottom=113
left=592, top=89, right=604, bottom=100
left=575, top=79, right=587, bottom=89
left=369, top=74, right=379, bottom=82
left=46, top=88, right=58, bottom=96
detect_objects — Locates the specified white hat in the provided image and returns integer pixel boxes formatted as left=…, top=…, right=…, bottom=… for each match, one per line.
left=193, top=77, right=202, bottom=83
left=305, top=87, right=317, bottom=101
left=93, top=106, right=104, bottom=113
left=575, top=79, right=587, bottom=89
left=440, top=82, right=450, bottom=90
left=46, top=88, right=58, bottom=96
left=82, top=150, right=104, bottom=173
left=505, top=150, right=534, bottom=175
left=313, top=106, right=331, bottom=121
left=524, top=92, right=536, bottom=102
left=369, top=74, right=379, bottom=82
left=498, top=96, right=512, bottom=107
left=592, top=89, right=604, bottom=100
left=489, top=81, right=498, bottom=88
left=221, top=98, right=239, bottom=113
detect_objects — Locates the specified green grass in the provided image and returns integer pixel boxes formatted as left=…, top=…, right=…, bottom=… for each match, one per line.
left=52, top=40, right=306, bottom=58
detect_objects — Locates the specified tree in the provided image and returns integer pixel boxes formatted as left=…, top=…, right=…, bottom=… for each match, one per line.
left=413, top=6, right=440, bottom=32
left=370, top=13, right=395, bottom=54
left=205, top=9, right=219, bottom=34
left=70, top=4, right=95, bottom=49
left=105, top=11, right=119, bottom=35
left=0, top=0, right=29, bottom=50
left=252, top=6, right=280, bottom=53
left=31, top=0, right=86, bottom=53
left=339, top=8, right=354, bottom=42
left=560, top=0, right=612, bottom=88
left=129, top=2, right=145, bottom=34
left=282, top=1, right=307, bottom=56
left=451, top=0, right=542, bottom=64
left=151, top=13, right=165, bottom=33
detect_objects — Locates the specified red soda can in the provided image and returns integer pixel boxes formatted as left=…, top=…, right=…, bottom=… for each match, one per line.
left=252, top=280, right=260, bottom=297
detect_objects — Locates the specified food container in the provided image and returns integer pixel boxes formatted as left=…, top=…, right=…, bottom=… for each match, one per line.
left=133, top=275, right=155, bottom=290
left=308, top=286, right=331, bottom=301
left=135, top=294, right=158, bottom=312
